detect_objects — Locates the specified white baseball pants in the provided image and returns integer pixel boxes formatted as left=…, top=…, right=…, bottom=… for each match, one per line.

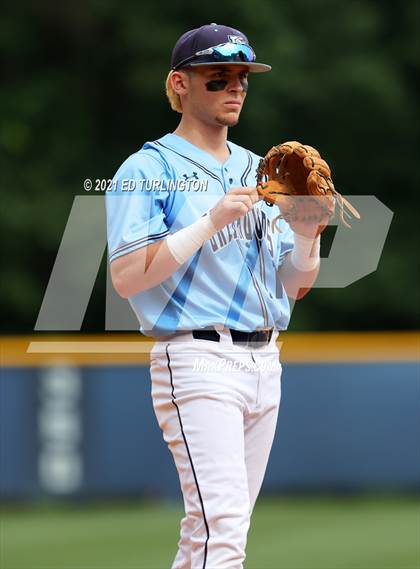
left=150, top=329, right=282, bottom=569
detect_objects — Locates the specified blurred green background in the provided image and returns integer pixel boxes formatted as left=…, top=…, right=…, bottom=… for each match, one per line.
left=1, top=0, right=419, bottom=333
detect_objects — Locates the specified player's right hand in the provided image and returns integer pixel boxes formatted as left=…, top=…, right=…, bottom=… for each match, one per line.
left=209, top=186, right=260, bottom=231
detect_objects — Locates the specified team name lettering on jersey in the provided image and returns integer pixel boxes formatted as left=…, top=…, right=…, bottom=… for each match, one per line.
left=209, top=207, right=274, bottom=257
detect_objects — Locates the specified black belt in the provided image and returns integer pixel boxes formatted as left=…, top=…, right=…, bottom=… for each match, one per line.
left=192, top=328, right=273, bottom=347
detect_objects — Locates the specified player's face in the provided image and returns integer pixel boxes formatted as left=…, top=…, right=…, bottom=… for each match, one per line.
left=185, top=65, right=249, bottom=127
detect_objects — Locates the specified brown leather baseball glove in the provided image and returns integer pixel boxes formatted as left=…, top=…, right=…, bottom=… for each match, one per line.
left=256, top=141, right=360, bottom=233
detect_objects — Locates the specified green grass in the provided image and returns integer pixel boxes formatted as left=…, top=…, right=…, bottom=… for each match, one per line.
left=0, top=495, right=419, bottom=569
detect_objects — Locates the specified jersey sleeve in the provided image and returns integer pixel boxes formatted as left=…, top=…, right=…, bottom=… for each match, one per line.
left=275, top=219, right=295, bottom=269
left=105, top=152, right=170, bottom=263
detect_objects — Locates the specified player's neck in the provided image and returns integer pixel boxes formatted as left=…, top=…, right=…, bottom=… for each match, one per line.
left=173, top=116, right=230, bottom=165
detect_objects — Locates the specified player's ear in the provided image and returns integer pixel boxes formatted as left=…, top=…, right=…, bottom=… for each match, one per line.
left=170, top=70, right=190, bottom=96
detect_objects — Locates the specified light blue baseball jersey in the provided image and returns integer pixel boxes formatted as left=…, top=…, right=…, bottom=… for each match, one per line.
left=106, top=133, right=295, bottom=336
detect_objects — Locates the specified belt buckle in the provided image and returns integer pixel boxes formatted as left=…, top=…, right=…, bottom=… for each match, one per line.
left=253, top=329, right=273, bottom=348
left=248, top=330, right=265, bottom=349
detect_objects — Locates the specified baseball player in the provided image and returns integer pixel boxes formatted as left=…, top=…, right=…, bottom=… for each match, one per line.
left=106, top=23, right=331, bottom=569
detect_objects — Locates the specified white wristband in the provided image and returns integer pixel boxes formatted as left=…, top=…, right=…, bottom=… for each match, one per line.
left=166, top=213, right=217, bottom=265
left=290, top=234, right=321, bottom=271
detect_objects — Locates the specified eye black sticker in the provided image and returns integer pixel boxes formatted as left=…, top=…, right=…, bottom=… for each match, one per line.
left=205, top=78, right=248, bottom=92
left=205, top=79, right=229, bottom=91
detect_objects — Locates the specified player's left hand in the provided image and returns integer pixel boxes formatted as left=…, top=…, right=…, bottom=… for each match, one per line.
left=285, top=195, right=336, bottom=239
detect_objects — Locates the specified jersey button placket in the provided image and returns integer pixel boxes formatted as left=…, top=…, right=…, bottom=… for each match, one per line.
left=221, top=167, right=230, bottom=191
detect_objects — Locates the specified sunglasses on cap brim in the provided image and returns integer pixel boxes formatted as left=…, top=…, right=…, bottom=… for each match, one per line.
left=174, top=42, right=271, bottom=73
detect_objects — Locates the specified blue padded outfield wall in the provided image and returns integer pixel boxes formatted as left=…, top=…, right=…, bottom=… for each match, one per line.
left=1, top=333, right=419, bottom=500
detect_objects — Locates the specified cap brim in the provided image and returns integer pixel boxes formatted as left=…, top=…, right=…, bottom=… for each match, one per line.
left=187, top=61, right=272, bottom=73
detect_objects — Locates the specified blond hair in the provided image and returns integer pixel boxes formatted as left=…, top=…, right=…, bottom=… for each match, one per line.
left=165, top=70, right=183, bottom=114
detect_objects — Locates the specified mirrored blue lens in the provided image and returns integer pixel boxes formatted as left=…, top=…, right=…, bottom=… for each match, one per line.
left=175, top=42, right=257, bottom=69
left=210, top=43, right=256, bottom=63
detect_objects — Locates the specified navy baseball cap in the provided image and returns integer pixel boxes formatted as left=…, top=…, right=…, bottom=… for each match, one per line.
left=171, top=23, right=271, bottom=73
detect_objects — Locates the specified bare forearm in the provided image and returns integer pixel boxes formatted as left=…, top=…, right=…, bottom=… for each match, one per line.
left=111, top=212, right=219, bottom=297
left=277, top=234, right=321, bottom=300
left=111, top=240, right=180, bottom=298
left=277, top=252, right=319, bottom=300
